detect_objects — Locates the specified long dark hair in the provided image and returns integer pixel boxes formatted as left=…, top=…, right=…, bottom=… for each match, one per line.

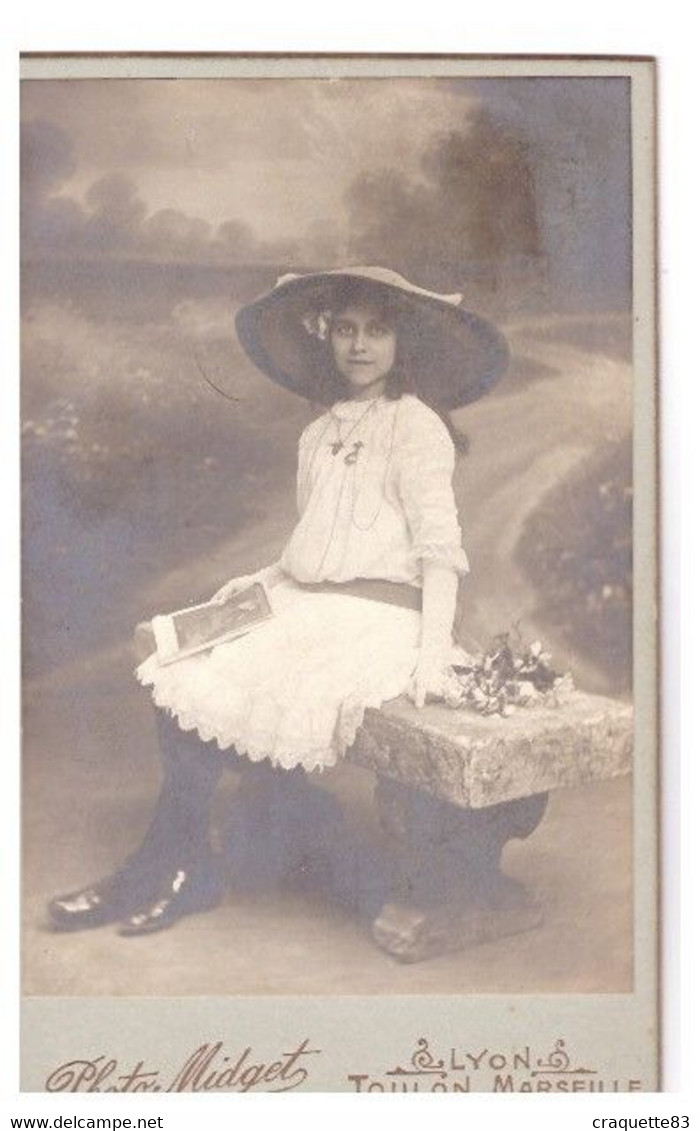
left=306, top=284, right=470, bottom=454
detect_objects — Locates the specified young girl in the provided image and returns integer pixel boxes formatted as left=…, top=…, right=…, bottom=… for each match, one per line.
left=48, top=266, right=508, bottom=937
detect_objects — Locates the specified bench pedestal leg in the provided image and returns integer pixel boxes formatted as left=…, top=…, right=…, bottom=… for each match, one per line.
left=371, top=780, right=548, bottom=963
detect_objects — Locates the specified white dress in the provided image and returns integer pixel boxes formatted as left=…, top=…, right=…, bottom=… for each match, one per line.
left=136, top=394, right=469, bottom=771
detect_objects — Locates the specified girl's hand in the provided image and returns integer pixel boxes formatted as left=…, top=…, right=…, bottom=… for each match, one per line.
left=211, top=577, right=249, bottom=605
left=211, top=561, right=284, bottom=605
left=408, top=654, right=449, bottom=710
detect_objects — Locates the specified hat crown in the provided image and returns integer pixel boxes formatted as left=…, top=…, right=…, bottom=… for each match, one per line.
left=274, top=266, right=464, bottom=309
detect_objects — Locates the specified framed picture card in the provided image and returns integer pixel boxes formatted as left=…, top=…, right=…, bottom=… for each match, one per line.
left=19, top=53, right=658, bottom=1093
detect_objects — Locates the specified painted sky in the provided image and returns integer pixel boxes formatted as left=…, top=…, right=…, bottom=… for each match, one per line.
left=21, top=76, right=631, bottom=306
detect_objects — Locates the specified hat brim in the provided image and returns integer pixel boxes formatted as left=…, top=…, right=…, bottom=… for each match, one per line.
left=235, top=271, right=509, bottom=410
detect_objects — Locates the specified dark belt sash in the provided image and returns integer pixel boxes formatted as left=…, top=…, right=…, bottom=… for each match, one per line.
left=296, top=578, right=422, bottom=612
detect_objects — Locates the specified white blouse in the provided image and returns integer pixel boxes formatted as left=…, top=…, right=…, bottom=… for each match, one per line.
left=280, top=393, right=469, bottom=586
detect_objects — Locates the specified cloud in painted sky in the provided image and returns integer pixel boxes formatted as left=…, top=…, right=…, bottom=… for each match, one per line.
left=21, top=79, right=480, bottom=244
left=21, top=118, right=298, bottom=266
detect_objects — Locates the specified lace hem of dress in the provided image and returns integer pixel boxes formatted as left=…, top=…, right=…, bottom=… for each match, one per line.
left=135, top=658, right=414, bottom=774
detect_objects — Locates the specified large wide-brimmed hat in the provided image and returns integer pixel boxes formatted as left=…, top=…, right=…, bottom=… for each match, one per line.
left=235, top=265, right=509, bottom=410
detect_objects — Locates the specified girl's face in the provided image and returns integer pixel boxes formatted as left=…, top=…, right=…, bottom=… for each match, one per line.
left=330, top=303, right=397, bottom=399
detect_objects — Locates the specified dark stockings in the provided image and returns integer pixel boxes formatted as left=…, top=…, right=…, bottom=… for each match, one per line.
left=127, top=710, right=392, bottom=920
left=133, top=710, right=225, bottom=876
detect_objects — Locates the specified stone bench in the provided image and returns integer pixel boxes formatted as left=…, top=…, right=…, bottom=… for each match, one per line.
left=349, top=692, right=633, bottom=962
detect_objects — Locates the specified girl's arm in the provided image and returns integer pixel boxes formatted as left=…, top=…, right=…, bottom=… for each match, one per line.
left=410, top=563, right=459, bottom=709
left=395, top=400, right=468, bottom=708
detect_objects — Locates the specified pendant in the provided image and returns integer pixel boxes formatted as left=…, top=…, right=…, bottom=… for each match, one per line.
left=344, top=441, right=364, bottom=466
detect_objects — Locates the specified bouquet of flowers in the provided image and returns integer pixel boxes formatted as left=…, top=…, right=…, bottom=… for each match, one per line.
left=442, top=633, right=575, bottom=717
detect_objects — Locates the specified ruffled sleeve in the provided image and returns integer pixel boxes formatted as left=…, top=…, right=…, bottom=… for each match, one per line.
left=396, top=398, right=469, bottom=575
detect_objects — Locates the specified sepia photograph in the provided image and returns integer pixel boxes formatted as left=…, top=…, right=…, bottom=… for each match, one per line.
left=19, top=55, right=657, bottom=1092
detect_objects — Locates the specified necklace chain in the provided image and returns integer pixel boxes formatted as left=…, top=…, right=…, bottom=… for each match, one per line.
left=349, top=400, right=400, bottom=531
left=299, top=398, right=402, bottom=577
left=328, top=399, right=378, bottom=456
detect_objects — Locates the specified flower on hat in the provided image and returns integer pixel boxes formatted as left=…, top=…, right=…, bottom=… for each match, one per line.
left=302, top=309, right=333, bottom=341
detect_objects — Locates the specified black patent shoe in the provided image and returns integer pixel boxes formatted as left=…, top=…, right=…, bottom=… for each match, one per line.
left=117, top=867, right=223, bottom=937
left=48, top=864, right=148, bottom=931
